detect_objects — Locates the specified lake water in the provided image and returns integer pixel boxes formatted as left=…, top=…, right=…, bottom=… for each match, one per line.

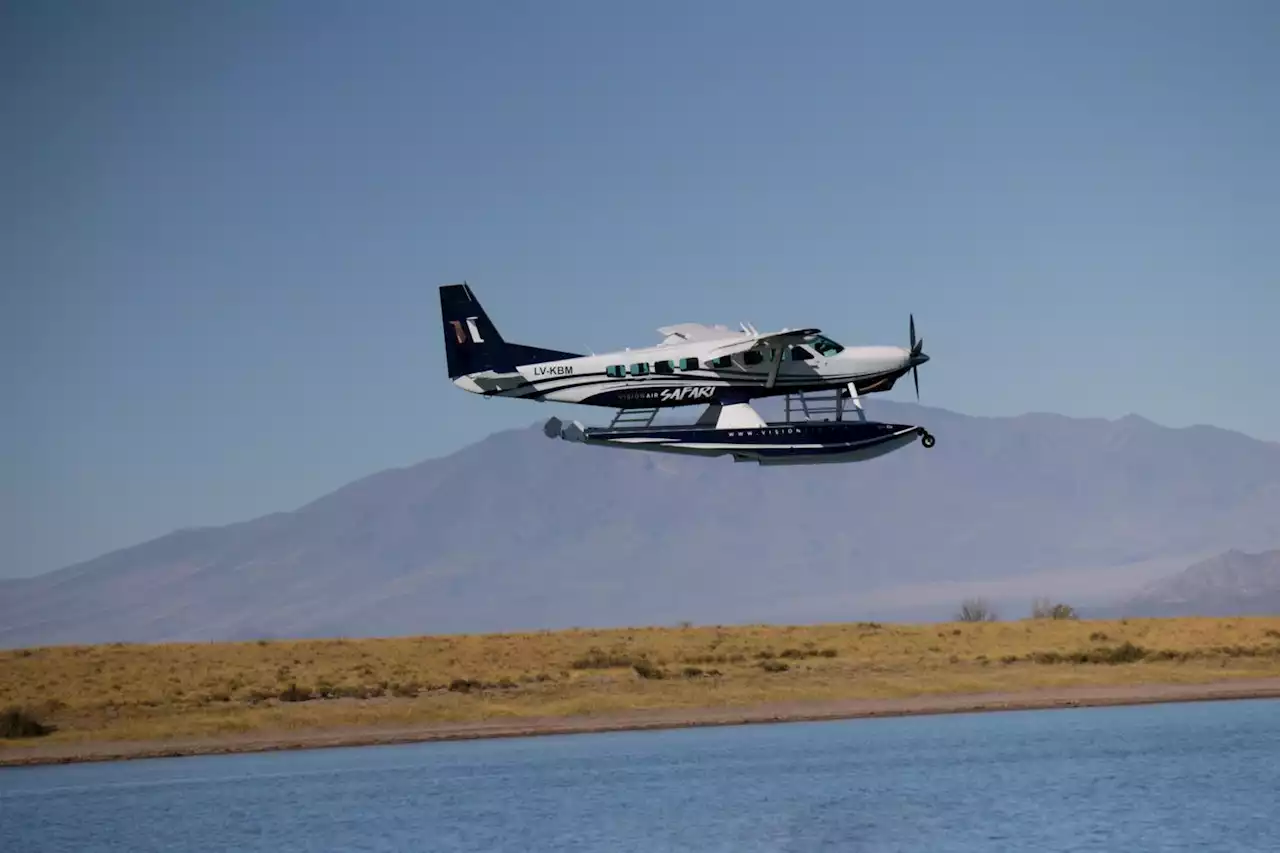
left=3, top=698, right=1278, bottom=852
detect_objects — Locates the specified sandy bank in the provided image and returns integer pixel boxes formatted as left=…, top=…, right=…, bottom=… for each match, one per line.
left=5, top=677, right=1279, bottom=768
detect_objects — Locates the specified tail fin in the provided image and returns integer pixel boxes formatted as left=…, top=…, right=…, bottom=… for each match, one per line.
left=440, top=282, right=586, bottom=379
left=440, top=283, right=518, bottom=378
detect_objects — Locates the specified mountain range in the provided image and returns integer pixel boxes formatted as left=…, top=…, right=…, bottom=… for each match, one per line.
left=3, top=400, right=1279, bottom=648
left=1114, top=548, right=1280, bottom=618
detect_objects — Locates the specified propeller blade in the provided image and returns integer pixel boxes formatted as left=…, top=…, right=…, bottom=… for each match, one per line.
left=908, top=314, right=923, bottom=399
left=909, top=315, right=925, bottom=355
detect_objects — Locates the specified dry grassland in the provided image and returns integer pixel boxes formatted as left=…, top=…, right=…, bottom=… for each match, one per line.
left=4, top=616, right=1280, bottom=752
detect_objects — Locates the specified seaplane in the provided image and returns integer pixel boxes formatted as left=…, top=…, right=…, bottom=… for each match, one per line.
left=440, top=282, right=936, bottom=465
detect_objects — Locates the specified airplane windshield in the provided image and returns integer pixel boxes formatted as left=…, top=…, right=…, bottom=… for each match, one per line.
left=809, top=335, right=844, bottom=356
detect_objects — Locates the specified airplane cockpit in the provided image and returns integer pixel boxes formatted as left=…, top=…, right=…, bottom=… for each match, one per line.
left=783, top=336, right=843, bottom=360
left=807, top=335, right=845, bottom=356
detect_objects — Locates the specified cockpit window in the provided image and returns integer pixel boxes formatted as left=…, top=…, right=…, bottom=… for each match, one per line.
left=809, top=335, right=844, bottom=356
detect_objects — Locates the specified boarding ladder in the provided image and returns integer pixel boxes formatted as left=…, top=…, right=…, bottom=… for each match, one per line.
left=784, top=389, right=865, bottom=423
left=609, top=407, right=661, bottom=429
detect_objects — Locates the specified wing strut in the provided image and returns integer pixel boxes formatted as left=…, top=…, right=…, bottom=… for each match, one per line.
left=765, top=345, right=784, bottom=389
left=845, top=382, right=867, bottom=422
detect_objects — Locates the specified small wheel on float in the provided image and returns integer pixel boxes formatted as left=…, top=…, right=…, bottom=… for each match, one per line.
left=921, top=432, right=936, bottom=448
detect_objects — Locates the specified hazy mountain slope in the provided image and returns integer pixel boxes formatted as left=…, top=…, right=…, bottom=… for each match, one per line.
left=3, top=401, right=1279, bottom=647
left=1114, top=549, right=1280, bottom=617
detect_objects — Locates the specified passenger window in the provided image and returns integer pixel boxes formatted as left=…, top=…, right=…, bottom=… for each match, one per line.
left=629, top=363, right=649, bottom=376
left=743, top=351, right=763, bottom=366
left=679, top=357, right=699, bottom=370
left=709, top=355, right=733, bottom=369
left=605, top=365, right=625, bottom=377
left=788, top=346, right=813, bottom=361
left=654, top=360, right=674, bottom=374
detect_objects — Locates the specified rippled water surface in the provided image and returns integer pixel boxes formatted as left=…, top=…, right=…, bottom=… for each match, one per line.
left=3, top=698, right=1278, bottom=852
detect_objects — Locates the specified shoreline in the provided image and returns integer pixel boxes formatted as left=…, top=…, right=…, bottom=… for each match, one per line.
left=5, top=677, right=1280, bottom=768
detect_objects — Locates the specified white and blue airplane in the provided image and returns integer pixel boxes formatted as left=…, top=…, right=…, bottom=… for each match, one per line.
left=440, top=282, right=937, bottom=464
left=441, top=283, right=929, bottom=408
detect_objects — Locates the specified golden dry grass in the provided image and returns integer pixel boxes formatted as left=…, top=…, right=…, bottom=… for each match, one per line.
left=3, top=616, right=1280, bottom=748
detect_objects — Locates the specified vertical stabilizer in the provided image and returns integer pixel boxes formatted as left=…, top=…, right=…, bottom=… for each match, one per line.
left=439, top=283, right=517, bottom=378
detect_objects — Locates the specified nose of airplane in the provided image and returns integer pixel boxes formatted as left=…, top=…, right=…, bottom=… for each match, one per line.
left=846, top=346, right=910, bottom=372
left=891, top=346, right=926, bottom=369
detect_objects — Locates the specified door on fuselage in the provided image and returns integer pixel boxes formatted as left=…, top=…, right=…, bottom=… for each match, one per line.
left=780, top=343, right=821, bottom=380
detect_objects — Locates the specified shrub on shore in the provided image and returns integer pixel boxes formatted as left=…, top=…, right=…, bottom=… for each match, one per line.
left=1031, top=598, right=1079, bottom=620
left=1012, top=639, right=1280, bottom=666
left=956, top=598, right=998, bottom=622
left=632, top=660, right=666, bottom=679
left=1, top=706, right=53, bottom=738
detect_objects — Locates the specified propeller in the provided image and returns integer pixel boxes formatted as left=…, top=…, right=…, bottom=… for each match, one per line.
left=908, top=314, right=925, bottom=400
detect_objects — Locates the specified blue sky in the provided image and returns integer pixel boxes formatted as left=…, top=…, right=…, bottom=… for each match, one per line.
left=3, top=0, right=1277, bottom=577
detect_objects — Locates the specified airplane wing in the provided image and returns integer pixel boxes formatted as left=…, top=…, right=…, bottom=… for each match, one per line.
left=703, top=327, right=822, bottom=356
left=656, top=323, right=739, bottom=345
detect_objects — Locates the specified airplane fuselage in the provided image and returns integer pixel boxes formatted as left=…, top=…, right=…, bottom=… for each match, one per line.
left=452, top=335, right=923, bottom=408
